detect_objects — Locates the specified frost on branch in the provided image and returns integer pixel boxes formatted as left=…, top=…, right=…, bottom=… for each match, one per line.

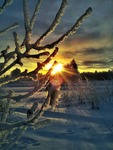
left=33, top=7, right=92, bottom=50
left=0, top=1, right=19, bottom=35
left=0, top=23, right=19, bottom=36
left=35, top=0, right=68, bottom=45
left=0, top=0, right=13, bottom=14
left=0, top=0, right=92, bottom=149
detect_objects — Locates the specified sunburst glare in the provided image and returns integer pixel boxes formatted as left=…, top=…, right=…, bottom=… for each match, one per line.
left=51, top=63, right=63, bottom=75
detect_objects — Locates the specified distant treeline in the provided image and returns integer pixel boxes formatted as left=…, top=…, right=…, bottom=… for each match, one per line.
left=80, top=70, right=113, bottom=80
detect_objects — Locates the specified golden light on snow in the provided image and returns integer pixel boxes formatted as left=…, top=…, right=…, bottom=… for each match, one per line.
left=51, top=63, right=63, bottom=75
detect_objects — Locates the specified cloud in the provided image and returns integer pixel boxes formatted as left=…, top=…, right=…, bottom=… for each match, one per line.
left=61, top=51, right=76, bottom=59
left=76, top=47, right=108, bottom=55
left=82, top=60, right=106, bottom=66
left=82, top=59, right=113, bottom=69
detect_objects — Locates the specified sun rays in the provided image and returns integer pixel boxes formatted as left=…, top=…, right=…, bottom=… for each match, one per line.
left=51, top=63, right=63, bottom=75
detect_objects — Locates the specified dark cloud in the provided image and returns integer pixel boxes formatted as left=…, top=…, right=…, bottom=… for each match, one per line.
left=85, top=48, right=105, bottom=55
left=83, top=60, right=107, bottom=66
left=76, top=48, right=105, bottom=55
left=76, top=47, right=107, bottom=55
left=82, top=60, right=113, bottom=69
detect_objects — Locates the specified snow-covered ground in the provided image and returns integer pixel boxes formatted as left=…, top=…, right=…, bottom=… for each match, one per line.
left=10, top=104, right=113, bottom=150
left=1, top=81, right=113, bottom=150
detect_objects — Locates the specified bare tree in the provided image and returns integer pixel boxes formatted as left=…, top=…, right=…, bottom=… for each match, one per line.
left=0, top=0, right=92, bottom=149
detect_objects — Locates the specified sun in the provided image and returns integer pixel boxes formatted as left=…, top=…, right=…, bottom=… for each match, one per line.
left=51, top=63, right=63, bottom=75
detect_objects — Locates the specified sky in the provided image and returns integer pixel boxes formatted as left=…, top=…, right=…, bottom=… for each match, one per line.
left=0, top=0, right=113, bottom=73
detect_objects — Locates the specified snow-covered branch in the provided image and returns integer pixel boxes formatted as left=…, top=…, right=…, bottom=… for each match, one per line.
left=23, top=0, right=30, bottom=32
left=30, top=0, right=43, bottom=30
left=0, top=23, right=19, bottom=36
left=0, top=0, right=13, bottom=14
left=12, top=60, right=58, bottom=102
left=34, top=0, right=68, bottom=46
left=33, top=7, right=92, bottom=50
